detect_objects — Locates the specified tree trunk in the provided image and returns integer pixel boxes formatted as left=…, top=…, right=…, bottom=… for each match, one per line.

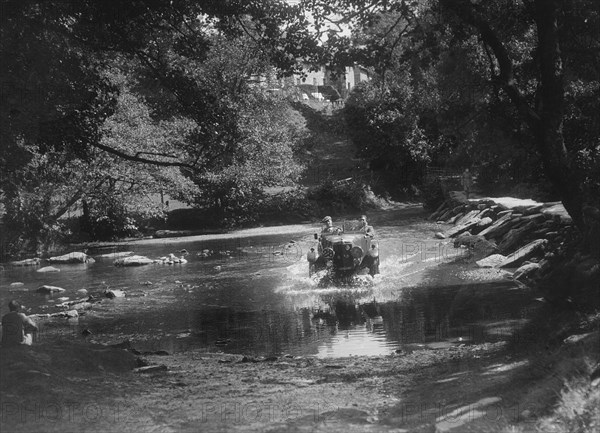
left=533, top=0, right=584, bottom=229
left=443, top=0, right=586, bottom=231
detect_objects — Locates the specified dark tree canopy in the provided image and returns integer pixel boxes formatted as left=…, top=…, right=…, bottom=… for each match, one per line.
left=1, top=0, right=598, bottom=253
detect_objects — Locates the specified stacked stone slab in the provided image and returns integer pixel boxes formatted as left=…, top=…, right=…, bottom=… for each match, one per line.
left=430, top=195, right=576, bottom=283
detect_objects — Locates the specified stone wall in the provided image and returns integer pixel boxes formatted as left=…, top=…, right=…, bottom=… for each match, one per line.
left=428, top=192, right=599, bottom=309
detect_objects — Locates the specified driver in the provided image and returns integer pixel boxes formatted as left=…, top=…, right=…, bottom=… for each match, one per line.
left=321, top=216, right=341, bottom=234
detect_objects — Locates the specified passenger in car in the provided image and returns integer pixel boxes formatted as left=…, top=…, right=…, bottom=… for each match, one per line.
left=358, top=215, right=375, bottom=238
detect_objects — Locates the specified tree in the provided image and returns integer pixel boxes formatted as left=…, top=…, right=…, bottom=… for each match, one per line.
left=303, top=0, right=599, bottom=249
left=439, top=0, right=598, bottom=232
left=1, top=0, right=312, bottom=251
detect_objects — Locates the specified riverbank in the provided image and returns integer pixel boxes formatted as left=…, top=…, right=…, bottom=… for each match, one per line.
left=1, top=200, right=598, bottom=432
left=425, top=190, right=600, bottom=432
left=2, top=312, right=598, bottom=433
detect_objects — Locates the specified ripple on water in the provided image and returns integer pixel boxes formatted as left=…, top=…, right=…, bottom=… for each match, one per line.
left=0, top=226, right=538, bottom=358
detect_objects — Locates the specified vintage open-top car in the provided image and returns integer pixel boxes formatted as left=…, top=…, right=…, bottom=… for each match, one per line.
left=307, top=221, right=379, bottom=280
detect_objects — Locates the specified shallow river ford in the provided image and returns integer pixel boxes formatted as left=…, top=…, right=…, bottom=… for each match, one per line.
left=0, top=211, right=539, bottom=358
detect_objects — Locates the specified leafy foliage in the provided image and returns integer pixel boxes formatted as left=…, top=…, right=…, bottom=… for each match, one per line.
left=307, top=0, right=598, bottom=238
left=0, top=0, right=312, bottom=249
left=343, top=78, right=435, bottom=189
left=307, top=178, right=375, bottom=211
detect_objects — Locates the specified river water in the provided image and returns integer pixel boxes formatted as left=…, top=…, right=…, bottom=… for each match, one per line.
left=0, top=211, right=540, bottom=358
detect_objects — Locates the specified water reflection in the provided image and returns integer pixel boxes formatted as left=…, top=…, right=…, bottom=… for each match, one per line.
left=0, top=226, right=539, bottom=358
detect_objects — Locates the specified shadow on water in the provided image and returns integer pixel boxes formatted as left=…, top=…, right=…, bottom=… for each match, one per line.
left=0, top=225, right=541, bottom=358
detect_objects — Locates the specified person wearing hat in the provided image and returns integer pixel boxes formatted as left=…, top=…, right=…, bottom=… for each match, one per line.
left=1, top=300, right=38, bottom=347
left=321, top=216, right=341, bottom=234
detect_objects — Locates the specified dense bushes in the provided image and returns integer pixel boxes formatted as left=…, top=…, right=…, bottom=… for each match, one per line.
left=79, top=198, right=141, bottom=241
left=343, top=81, right=436, bottom=191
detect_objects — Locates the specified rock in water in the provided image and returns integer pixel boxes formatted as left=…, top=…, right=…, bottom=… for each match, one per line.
left=10, top=258, right=41, bottom=267
left=48, top=252, right=90, bottom=264
left=37, top=285, right=66, bottom=294
left=114, top=255, right=153, bottom=266
left=37, top=266, right=60, bottom=273
left=476, top=254, right=507, bottom=268
left=104, top=289, right=126, bottom=299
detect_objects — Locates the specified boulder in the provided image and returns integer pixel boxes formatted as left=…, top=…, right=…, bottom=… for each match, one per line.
left=475, top=217, right=494, bottom=229
left=542, top=201, right=563, bottom=208
left=453, top=234, right=486, bottom=249
left=518, top=213, right=547, bottom=224
left=498, top=221, right=538, bottom=253
left=56, top=296, right=95, bottom=307
left=114, top=255, right=154, bottom=266
left=429, top=202, right=448, bottom=220
left=454, top=210, right=481, bottom=227
left=71, top=301, right=93, bottom=311
left=37, top=285, right=66, bottom=294
left=36, top=266, right=60, bottom=273
left=476, top=254, right=507, bottom=268
left=448, top=214, right=463, bottom=225
left=105, top=289, right=126, bottom=299
left=10, top=282, right=24, bottom=287
left=542, top=203, right=572, bottom=224
left=450, top=205, right=467, bottom=216
left=438, top=209, right=453, bottom=222
left=477, top=208, right=495, bottom=219
left=10, top=258, right=41, bottom=267
left=434, top=232, right=446, bottom=239
left=500, top=239, right=548, bottom=268
left=48, top=252, right=90, bottom=264
left=478, top=213, right=515, bottom=239
left=62, top=301, right=93, bottom=311
left=481, top=214, right=515, bottom=236
left=52, top=310, right=79, bottom=318
left=512, top=204, right=540, bottom=213
left=523, top=205, right=544, bottom=215
left=513, top=262, right=541, bottom=281
left=454, top=234, right=497, bottom=259
left=531, top=225, right=556, bottom=238
left=444, top=217, right=481, bottom=238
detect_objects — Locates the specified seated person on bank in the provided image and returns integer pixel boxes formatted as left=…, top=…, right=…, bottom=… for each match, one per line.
left=321, top=216, right=342, bottom=234
left=1, top=300, right=38, bottom=347
left=357, top=215, right=375, bottom=238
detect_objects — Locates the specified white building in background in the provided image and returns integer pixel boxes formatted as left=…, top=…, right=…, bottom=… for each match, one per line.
left=292, top=65, right=372, bottom=98
left=251, top=64, right=371, bottom=103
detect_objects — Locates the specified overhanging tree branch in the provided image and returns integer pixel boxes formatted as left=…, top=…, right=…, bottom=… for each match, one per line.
left=92, top=141, right=197, bottom=169
left=441, top=0, right=541, bottom=126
